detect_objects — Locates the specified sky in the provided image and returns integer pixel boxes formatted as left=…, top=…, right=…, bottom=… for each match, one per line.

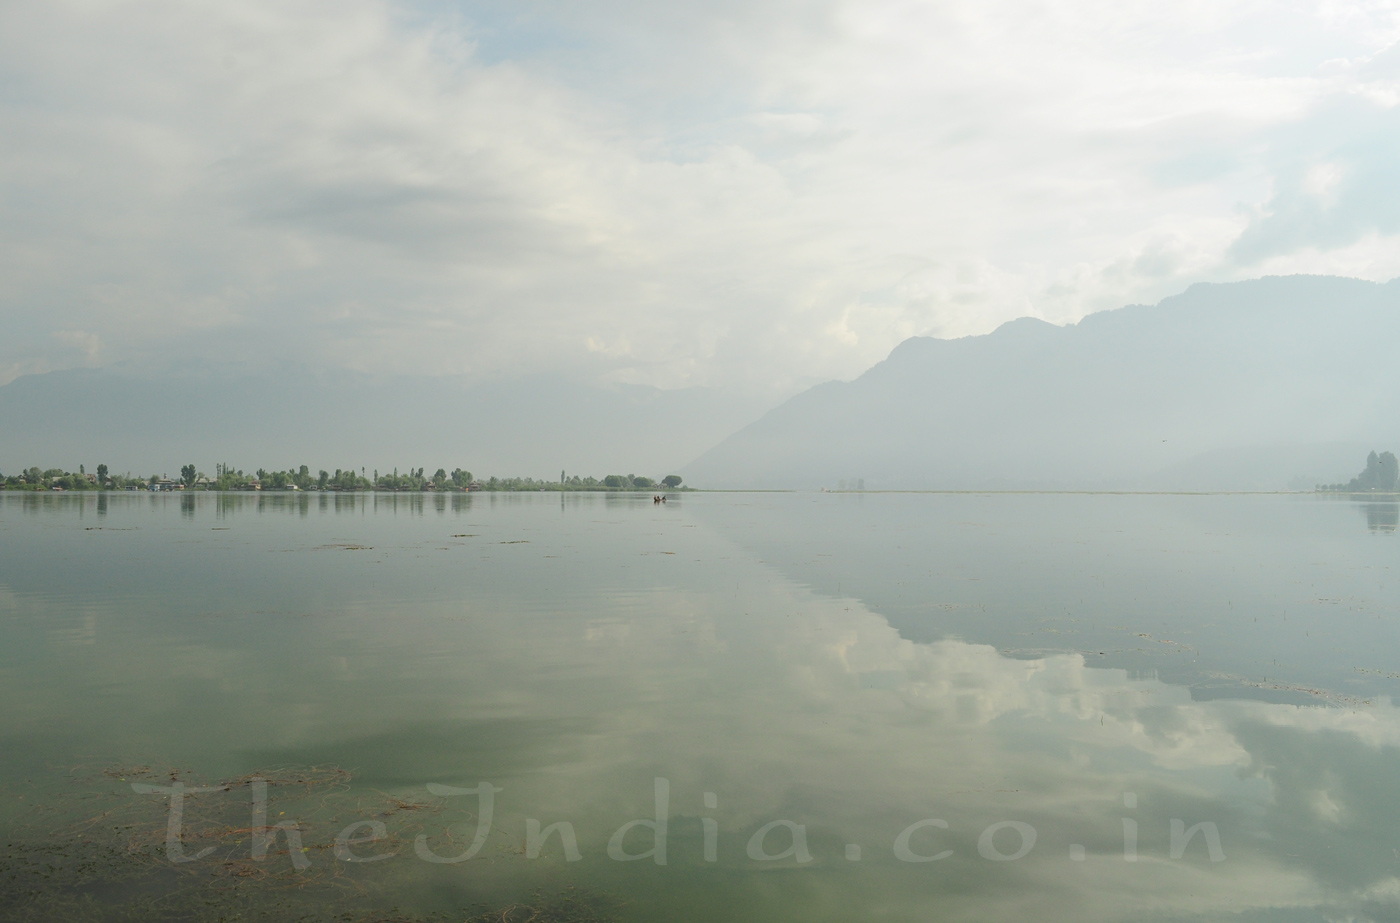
left=2, top=0, right=1398, bottom=395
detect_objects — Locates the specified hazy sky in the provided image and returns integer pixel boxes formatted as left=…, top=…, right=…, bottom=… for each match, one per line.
left=2, top=0, right=1398, bottom=392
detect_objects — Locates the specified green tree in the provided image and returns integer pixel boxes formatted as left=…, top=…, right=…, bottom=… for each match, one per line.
left=180, top=464, right=197, bottom=488
left=318, top=470, right=329, bottom=490
left=1345, top=450, right=1400, bottom=491
left=96, top=464, right=108, bottom=485
left=662, top=475, right=682, bottom=488
left=1381, top=452, right=1399, bottom=491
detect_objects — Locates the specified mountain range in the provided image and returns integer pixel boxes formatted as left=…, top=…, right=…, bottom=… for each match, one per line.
left=686, top=275, right=1400, bottom=490
left=0, top=364, right=768, bottom=479
left=3, top=275, right=1397, bottom=490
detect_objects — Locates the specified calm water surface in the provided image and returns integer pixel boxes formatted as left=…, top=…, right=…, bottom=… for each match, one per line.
left=2, top=491, right=1399, bottom=922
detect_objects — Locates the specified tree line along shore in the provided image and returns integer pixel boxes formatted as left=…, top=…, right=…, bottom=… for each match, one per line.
left=1316, top=451, right=1399, bottom=493
left=1, top=464, right=685, bottom=493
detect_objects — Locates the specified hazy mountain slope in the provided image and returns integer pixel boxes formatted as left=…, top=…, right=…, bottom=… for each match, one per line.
left=0, top=364, right=771, bottom=478
left=686, top=275, right=1400, bottom=490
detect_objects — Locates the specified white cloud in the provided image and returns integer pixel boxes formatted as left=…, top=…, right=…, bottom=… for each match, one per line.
left=0, top=0, right=1397, bottom=390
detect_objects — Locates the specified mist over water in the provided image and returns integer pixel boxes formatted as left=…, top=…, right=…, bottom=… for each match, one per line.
left=3, top=491, right=1399, bottom=922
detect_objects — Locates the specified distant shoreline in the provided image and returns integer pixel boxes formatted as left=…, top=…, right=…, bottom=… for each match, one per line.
left=2, top=465, right=687, bottom=494
left=0, top=485, right=691, bottom=494
left=5, top=487, right=1398, bottom=497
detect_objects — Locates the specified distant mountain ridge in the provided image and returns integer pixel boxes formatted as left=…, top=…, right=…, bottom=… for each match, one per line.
left=686, top=275, right=1400, bottom=490
left=0, top=364, right=770, bottom=478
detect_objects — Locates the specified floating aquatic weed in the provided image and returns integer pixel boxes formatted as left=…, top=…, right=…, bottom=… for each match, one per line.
left=333, top=887, right=620, bottom=923
left=0, top=763, right=483, bottom=922
left=4, top=765, right=619, bottom=922
left=454, top=887, right=622, bottom=923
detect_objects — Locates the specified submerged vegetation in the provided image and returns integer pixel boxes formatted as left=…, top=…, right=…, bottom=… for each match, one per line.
left=1318, top=450, right=1400, bottom=493
left=1, top=763, right=620, bottom=923
left=0, top=463, right=684, bottom=493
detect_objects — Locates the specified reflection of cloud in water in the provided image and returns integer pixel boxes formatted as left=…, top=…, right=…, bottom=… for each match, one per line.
left=31, top=581, right=1384, bottom=921
left=381, top=575, right=1398, bottom=922
left=4, top=495, right=1400, bottom=921
left=605, top=585, right=1377, bottom=920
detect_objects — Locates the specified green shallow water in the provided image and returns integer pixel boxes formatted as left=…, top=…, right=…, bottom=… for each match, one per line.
left=1, top=490, right=1399, bottom=922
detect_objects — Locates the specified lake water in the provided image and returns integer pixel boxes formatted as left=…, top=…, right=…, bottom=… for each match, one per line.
left=2, top=490, right=1399, bottom=922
